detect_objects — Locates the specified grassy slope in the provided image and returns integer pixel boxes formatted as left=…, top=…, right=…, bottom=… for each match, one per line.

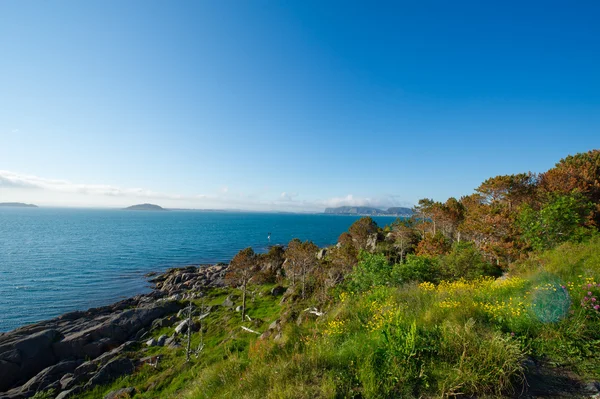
left=74, top=237, right=600, bottom=398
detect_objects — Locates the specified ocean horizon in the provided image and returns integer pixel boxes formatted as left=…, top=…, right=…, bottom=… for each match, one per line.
left=0, top=207, right=396, bottom=332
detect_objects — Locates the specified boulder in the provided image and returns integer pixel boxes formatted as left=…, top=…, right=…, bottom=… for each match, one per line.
left=84, top=358, right=135, bottom=388
left=0, top=329, right=63, bottom=391
left=146, top=338, right=157, bottom=347
left=52, top=300, right=181, bottom=360
left=222, top=296, right=235, bottom=307
left=366, top=233, right=378, bottom=252
left=174, top=320, right=189, bottom=335
left=17, top=360, right=82, bottom=393
left=60, top=373, right=76, bottom=390
left=55, top=386, right=83, bottom=399
left=157, top=335, right=167, bottom=346
left=317, top=248, right=327, bottom=260
left=151, top=315, right=177, bottom=329
left=164, top=335, right=177, bottom=347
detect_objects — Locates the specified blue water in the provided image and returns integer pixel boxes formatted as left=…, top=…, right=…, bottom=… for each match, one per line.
left=0, top=208, right=396, bottom=332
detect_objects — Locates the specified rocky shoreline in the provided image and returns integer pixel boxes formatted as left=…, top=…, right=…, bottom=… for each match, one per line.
left=0, top=264, right=228, bottom=399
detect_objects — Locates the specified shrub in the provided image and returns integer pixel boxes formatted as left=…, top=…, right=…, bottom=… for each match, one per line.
left=347, top=251, right=394, bottom=292
left=439, top=241, right=501, bottom=280
left=393, top=254, right=441, bottom=283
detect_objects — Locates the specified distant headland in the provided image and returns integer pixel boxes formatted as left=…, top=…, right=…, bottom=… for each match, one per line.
left=123, top=203, right=167, bottom=211
left=324, top=206, right=413, bottom=216
left=0, top=202, right=38, bottom=208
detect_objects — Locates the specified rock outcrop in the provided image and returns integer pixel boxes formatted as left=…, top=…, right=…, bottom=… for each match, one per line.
left=0, top=264, right=228, bottom=398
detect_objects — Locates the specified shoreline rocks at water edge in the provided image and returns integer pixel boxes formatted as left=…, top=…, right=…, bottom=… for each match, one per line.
left=0, top=264, right=227, bottom=399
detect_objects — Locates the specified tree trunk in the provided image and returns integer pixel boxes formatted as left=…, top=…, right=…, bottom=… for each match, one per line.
left=242, top=280, right=247, bottom=322
left=301, top=265, right=306, bottom=299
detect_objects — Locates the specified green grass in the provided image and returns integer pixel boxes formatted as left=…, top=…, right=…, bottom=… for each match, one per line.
left=75, top=237, right=600, bottom=398
left=76, top=284, right=283, bottom=399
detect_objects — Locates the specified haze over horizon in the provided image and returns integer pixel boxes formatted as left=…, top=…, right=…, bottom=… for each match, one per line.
left=1, top=1, right=598, bottom=211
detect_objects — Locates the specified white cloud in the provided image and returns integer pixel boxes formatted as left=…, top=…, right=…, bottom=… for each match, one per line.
left=0, top=170, right=412, bottom=212
left=0, top=170, right=178, bottom=199
left=316, top=194, right=410, bottom=210
left=11, top=129, right=20, bottom=134
left=280, top=192, right=298, bottom=201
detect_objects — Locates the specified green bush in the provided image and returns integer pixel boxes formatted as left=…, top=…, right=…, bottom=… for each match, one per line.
left=439, top=241, right=501, bottom=280
left=393, top=254, right=441, bottom=283
left=347, top=251, right=394, bottom=292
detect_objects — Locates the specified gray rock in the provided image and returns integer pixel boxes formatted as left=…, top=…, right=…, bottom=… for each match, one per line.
left=366, top=233, right=378, bottom=252
left=60, top=373, right=75, bottom=390
left=235, top=306, right=243, bottom=312
left=268, top=320, right=280, bottom=331
left=174, top=320, right=189, bottom=335
left=157, top=335, right=167, bottom=346
left=17, top=359, right=82, bottom=393
left=151, top=315, right=178, bottom=329
left=317, top=248, right=327, bottom=260
left=85, top=358, right=135, bottom=388
left=222, top=296, right=235, bottom=307
left=52, top=300, right=181, bottom=360
left=146, top=338, right=157, bottom=347
left=164, top=335, right=177, bottom=347
left=0, top=329, right=63, bottom=391
left=55, top=386, right=83, bottom=399
left=104, top=387, right=136, bottom=399
left=134, top=328, right=147, bottom=341
left=583, top=381, right=600, bottom=394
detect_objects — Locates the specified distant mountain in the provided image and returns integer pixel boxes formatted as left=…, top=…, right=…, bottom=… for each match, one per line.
left=386, top=207, right=414, bottom=216
left=324, top=206, right=413, bottom=216
left=123, top=203, right=167, bottom=211
left=0, top=202, right=38, bottom=208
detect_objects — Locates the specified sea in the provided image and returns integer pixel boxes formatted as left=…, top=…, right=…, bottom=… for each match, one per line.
left=0, top=207, right=397, bottom=332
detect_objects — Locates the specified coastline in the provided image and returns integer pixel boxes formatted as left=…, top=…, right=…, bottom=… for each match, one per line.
left=0, top=264, right=228, bottom=398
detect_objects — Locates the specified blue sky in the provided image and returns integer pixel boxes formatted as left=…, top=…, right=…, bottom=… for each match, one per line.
left=0, top=1, right=598, bottom=210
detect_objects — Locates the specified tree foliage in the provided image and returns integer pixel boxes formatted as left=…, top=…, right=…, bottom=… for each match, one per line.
left=539, top=149, right=600, bottom=226
left=439, top=241, right=501, bottom=280
left=225, top=247, right=258, bottom=321
left=348, top=251, right=394, bottom=292
left=518, top=194, right=593, bottom=251
left=348, top=217, right=379, bottom=250
left=415, top=232, right=451, bottom=257
left=285, top=239, right=319, bottom=299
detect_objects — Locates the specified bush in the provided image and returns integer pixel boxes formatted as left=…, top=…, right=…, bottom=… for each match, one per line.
left=347, top=251, right=394, bottom=292
left=393, top=254, right=441, bottom=284
left=439, top=241, right=501, bottom=280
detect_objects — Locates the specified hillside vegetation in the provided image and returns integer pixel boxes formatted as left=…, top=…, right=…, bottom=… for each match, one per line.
left=37, top=150, right=600, bottom=398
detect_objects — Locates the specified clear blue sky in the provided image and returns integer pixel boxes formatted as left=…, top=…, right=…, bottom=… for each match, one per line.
left=0, top=1, right=598, bottom=210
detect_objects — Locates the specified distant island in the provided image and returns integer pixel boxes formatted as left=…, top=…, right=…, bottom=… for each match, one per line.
left=123, top=203, right=167, bottom=211
left=324, top=206, right=413, bottom=216
left=0, top=202, right=38, bottom=208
